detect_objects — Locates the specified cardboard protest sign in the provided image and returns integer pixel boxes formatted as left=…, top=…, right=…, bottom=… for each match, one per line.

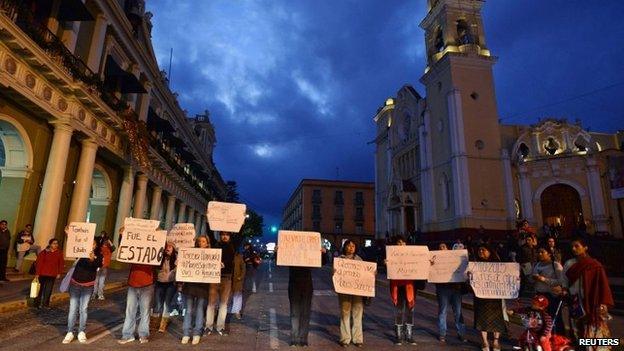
left=176, top=247, right=222, bottom=283
left=65, top=222, right=96, bottom=258
left=386, top=245, right=430, bottom=280
left=428, top=249, right=469, bottom=283
left=332, top=258, right=376, bottom=297
left=276, top=231, right=322, bottom=267
left=467, top=262, right=521, bottom=299
left=116, top=218, right=164, bottom=266
left=206, top=201, right=247, bottom=233
left=167, top=223, right=196, bottom=248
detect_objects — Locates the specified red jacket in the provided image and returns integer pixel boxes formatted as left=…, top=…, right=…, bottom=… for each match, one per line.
left=35, top=249, right=65, bottom=277
left=128, top=264, right=154, bottom=288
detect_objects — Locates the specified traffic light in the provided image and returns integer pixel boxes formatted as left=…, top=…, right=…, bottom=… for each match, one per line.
left=270, top=225, right=278, bottom=233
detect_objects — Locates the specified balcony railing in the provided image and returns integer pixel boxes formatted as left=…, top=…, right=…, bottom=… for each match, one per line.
left=1, top=0, right=127, bottom=113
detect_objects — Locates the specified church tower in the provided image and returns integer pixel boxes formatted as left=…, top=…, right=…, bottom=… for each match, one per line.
left=419, top=0, right=509, bottom=233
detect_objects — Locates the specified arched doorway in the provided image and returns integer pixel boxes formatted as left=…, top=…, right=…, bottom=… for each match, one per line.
left=0, top=116, right=32, bottom=243
left=87, top=166, right=112, bottom=235
left=540, top=184, right=583, bottom=237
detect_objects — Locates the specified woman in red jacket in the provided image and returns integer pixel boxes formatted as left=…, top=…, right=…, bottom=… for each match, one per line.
left=35, top=238, right=65, bottom=308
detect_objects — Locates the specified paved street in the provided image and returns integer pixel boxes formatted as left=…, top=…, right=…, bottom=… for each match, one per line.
left=0, top=262, right=621, bottom=351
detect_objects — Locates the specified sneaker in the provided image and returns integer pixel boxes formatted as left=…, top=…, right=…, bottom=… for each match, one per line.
left=204, top=328, right=213, bottom=335
left=181, top=336, right=190, bottom=344
left=118, top=338, right=135, bottom=344
left=77, top=331, right=87, bottom=343
left=439, top=336, right=446, bottom=343
left=458, top=335, right=468, bottom=343
left=98, top=296, right=105, bottom=300
left=217, top=329, right=227, bottom=336
left=192, top=335, right=201, bottom=345
left=139, top=337, right=148, bottom=344
left=234, top=312, right=242, bottom=320
left=62, top=332, right=74, bottom=344
left=353, top=343, right=363, bottom=348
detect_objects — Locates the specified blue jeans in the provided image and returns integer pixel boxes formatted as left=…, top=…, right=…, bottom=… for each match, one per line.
left=121, top=285, right=154, bottom=339
left=436, top=284, right=465, bottom=337
left=93, top=267, right=108, bottom=298
left=153, top=282, right=176, bottom=316
left=67, top=284, right=93, bottom=333
left=183, top=296, right=206, bottom=337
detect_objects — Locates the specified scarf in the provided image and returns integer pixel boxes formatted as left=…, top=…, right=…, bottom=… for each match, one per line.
left=566, top=256, right=614, bottom=324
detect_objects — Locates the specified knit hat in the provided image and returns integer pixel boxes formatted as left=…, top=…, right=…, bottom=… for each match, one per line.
left=532, top=294, right=549, bottom=310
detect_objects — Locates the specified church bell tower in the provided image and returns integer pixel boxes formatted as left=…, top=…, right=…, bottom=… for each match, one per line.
left=419, top=0, right=509, bottom=232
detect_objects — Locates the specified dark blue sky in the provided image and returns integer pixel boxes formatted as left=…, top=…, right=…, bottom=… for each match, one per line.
left=146, top=0, right=624, bottom=240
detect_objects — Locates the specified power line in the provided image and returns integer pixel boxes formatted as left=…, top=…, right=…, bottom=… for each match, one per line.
left=501, top=81, right=624, bottom=121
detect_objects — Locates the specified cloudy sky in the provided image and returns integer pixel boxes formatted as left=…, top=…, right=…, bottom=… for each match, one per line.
left=145, top=0, right=624, bottom=239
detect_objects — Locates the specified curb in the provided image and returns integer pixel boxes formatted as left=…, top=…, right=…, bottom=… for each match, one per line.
left=0, top=281, right=128, bottom=314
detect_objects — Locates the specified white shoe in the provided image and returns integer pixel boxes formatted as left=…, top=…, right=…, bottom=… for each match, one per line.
left=139, top=337, right=149, bottom=344
left=181, top=336, right=190, bottom=344
left=62, top=332, right=74, bottom=344
left=118, top=337, right=135, bottom=344
left=77, top=331, right=87, bottom=343
left=192, top=335, right=201, bottom=345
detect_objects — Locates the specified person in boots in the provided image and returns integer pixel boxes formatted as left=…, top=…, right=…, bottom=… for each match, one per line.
left=153, top=241, right=177, bottom=333
left=335, top=240, right=365, bottom=347
left=387, top=235, right=417, bottom=345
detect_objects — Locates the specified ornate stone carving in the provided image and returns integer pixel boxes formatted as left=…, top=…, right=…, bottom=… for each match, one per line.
left=4, top=58, right=16, bottom=74
left=25, top=74, right=36, bottom=89
left=78, top=109, right=86, bottom=121
left=90, top=117, right=98, bottom=130
left=58, top=99, right=68, bottom=111
left=43, top=86, right=52, bottom=101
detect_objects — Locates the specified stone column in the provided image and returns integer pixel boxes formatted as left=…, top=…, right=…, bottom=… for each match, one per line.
left=501, top=149, right=517, bottom=222
left=199, top=216, right=206, bottom=235
left=194, top=212, right=202, bottom=232
left=187, top=207, right=195, bottom=225
left=67, top=139, right=98, bottom=223
left=400, top=207, right=406, bottom=235
left=87, top=14, right=108, bottom=73
left=137, top=82, right=152, bottom=122
left=60, top=21, right=81, bottom=53
left=177, top=202, right=187, bottom=223
left=114, top=166, right=135, bottom=244
left=586, top=158, right=608, bottom=231
left=446, top=88, right=471, bottom=217
left=33, top=122, right=74, bottom=247
left=164, top=195, right=176, bottom=229
left=132, top=174, right=149, bottom=218
left=518, top=165, right=534, bottom=222
left=149, top=186, right=162, bottom=220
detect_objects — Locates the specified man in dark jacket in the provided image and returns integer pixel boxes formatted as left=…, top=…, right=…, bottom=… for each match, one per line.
left=0, top=220, right=11, bottom=282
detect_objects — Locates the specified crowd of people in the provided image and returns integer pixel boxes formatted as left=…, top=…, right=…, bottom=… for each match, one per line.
left=0, top=218, right=618, bottom=350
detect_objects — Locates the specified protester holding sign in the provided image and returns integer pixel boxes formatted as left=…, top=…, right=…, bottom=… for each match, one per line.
left=62, top=230, right=103, bottom=344
left=153, top=241, right=177, bottom=333
left=334, top=240, right=365, bottom=347
left=431, top=243, right=467, bottom=343
left=181, top=235, right=213, bottom=345
left=469, top=244, right=505, bottom=351
left=34, top=238, right=64, bottom=309
left=386, top=235, right=417, bottom=346
left=205, top=231, right=237, bottom=336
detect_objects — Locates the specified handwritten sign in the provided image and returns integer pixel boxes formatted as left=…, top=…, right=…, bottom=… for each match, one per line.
left=116, top=218, right=164, bottom=266
left=207, top=201, right=247, bottom=233
left=167, top=223, right=196, bottom=248
left=386, top=245, right=430, bottom=280
left=65, top=222, right=96, bottom=258
left=428, top=249, right=469, bottom=283
left=333, top=258, right=376, bottom=297
left=276, top=231, right=322, bottom=267
left=468, top=262, right=521, bottom=299
left=176, top=248, right=222, bottom=283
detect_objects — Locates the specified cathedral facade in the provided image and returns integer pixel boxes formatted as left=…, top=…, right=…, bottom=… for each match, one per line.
left=374, top=0, right=624, bottom=240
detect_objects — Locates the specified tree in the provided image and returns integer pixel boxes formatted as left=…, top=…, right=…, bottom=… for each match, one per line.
left=240, top=209, right=264, bottom=238
left=225, top=180, right=240, bottom=202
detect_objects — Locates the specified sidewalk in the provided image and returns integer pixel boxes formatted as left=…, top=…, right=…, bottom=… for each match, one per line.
left=0, top=266, right=129, bottom=313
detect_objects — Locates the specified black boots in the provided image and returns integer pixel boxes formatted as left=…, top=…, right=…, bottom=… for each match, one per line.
left=405, top=324, right=416, bottom=345
left=394, top=324, right=403, bottom=345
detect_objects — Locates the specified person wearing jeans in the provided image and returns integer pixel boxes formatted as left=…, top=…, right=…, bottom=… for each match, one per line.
left=64, top=236, right=102, bottom=344
left=205, top=231, right=235, bottom=335
left=181, top=235, right=212, bottom=345
left=434, top=243, right=466, bottom=343
left=93, top=232, right=114, bottom=300
left=229, top=251, right=246, bottom=319
left=118, top=264, right=155, bottom=344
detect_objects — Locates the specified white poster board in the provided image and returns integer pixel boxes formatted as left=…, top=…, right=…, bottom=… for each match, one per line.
left=207, top=201, right=247, bottom=233
left=65, top=222, right=96, bottom=258
left=167, top=223, right=196, bottom=248
left=116, top=218, right=164, bottom=266
left=428, top=249, right=469, bottom=283
left=468, top=262, right=521, bottom=299
left=333, top=258, right=376, bottom=297
left=176, top=247, right=222, bottom=283
left=386, top=245, right=430, bottom=280
left=276, top=231, right=322, bottom=267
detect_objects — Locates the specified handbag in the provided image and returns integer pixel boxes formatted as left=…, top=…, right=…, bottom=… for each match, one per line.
left=59, top=260, right=78, bottom=293
left=30, top=277, right=40, bottom=298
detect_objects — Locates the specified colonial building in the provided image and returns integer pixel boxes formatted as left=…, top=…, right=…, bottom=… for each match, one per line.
left=282, top=179, right=375, bottom=249
left=0, top=0, right=227, bottom=261
left=374, top=0, right=624, bottom=240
